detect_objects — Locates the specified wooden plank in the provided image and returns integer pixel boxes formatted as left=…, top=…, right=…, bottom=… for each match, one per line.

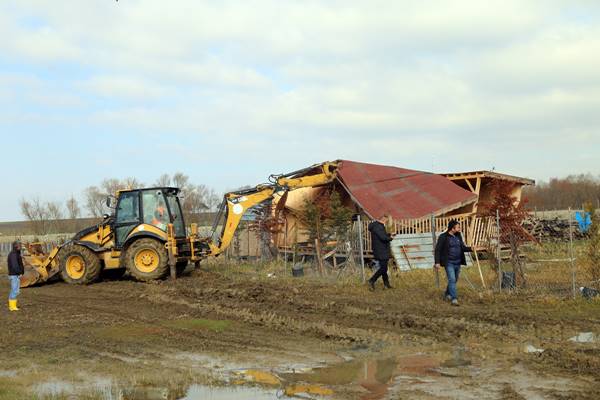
left=465, top=178, right=475, bottom=192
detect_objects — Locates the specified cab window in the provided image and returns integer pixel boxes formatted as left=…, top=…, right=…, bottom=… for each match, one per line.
left=115, top=192, right=140, bottom=224
left=166, top=194, right=186, bottom=237
left=142, top=191, right=169, bottom=230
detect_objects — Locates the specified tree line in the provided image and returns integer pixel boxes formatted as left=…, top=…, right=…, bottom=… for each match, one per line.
left=523, top=173, right=600, bottom=211
left=19, top=173, right=222, bottom=235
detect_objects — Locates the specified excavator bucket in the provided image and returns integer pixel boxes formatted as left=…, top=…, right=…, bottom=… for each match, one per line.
left=20, top=243, right=61, bottom=288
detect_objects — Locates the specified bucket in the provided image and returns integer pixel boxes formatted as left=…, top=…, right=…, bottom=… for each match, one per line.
left=292, top=263, right=304, bottom=277
left=501, top=271, right=515, bottom=289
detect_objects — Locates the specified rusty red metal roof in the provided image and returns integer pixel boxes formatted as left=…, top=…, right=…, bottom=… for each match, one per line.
left=336, top=160, right=477, bottom=219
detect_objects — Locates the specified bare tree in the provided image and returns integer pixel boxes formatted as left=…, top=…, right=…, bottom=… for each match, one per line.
left=19, top=197, right=50, bottom=235
left=46, top=201, right=65, bottom=233
left=172, top=172, right=191, bottom=192
left=66, top=196, right=81, bottom=219
left=155, top=174, right=171, bottom=187
left=525, top=173, right=600, bottom=210
left=84, top=186, right=106, bottom=218
left=101, top=179, right=123, bottom=196
left=85, top=178, right=145, bottom=217
left=122, top=177, right=142, bottom=190
left=205, top=187, right=221, bottom=211
left=184, top=185, right=209, bottom=215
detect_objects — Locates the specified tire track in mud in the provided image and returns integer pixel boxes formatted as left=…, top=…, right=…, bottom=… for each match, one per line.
left=143, top=289, right=403, bottom=345
left=148, top=280, right=526, bottom=348
left=185, top=278, right=527, bottom=336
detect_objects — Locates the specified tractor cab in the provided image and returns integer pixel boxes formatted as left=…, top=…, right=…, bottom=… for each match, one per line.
left=111, top=187, right=186, bottom=248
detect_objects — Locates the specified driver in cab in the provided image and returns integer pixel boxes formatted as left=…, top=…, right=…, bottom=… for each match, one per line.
left=151, top=199, right=169, bottom=230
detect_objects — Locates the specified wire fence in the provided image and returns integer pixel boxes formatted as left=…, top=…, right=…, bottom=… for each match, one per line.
left=270, top=211, right=596, bottom=299
left=1, top=211, right=595, bottom=299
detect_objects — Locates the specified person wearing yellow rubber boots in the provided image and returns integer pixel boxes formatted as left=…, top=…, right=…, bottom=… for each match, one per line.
left=7, top=241, right=24, bottom=311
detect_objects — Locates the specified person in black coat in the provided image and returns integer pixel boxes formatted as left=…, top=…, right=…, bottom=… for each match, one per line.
left=434, top=220, right=472, bottom=306
left=368, top=214, right=395, bottom=291
left=7, top=241, right=24, bottom=311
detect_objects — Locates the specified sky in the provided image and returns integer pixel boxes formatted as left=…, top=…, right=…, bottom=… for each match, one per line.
left=1, top=0, right=599, bottom=221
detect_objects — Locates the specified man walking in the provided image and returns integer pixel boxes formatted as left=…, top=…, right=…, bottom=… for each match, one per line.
left=434, top=220, right=472, bottom=306
left=7, top=241, right=24, bottom=311
left=368, top=214, right=394, bottom=291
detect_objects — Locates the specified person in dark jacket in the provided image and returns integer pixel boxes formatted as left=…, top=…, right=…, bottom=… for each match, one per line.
left=7, top=241, right=24, bottom=311
left=434, top=220, right=472, bottom=306
left=367, top=214, right=395, bottom=291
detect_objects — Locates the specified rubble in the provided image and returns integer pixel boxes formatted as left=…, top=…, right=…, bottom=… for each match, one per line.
left=523, top=216, right=588, bottom=242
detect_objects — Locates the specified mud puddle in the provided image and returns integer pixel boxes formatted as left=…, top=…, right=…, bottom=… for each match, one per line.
left=35, top=381, right=278, bottom=400
left=31, top=344, right=592, bottom=400
left=32, top=349, right=446, bottom=400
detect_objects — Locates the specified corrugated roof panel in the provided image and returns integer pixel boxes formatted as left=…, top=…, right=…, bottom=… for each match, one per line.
left=337, top=160, right=477, bottom=219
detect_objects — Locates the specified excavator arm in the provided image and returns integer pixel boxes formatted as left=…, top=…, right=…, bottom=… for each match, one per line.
left=207, top=161, right=338, bottom=256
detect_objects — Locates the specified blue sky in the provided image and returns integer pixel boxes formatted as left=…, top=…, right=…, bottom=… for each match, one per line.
left=1, top=1, right=599, bottom=221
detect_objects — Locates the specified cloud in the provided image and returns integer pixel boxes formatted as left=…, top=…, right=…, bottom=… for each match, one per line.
left=0, top=0, right=599, bottom=197
left=80, top=75, right=172, bottom=100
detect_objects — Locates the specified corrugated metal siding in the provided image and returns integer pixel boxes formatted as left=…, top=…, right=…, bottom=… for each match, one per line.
left=391, top=234, right=472, bottom=271
left=337, top=160, right=477, bottom=219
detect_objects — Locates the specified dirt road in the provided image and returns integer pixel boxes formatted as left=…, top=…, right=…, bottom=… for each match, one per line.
left=1, top=264, right=599, bottom=399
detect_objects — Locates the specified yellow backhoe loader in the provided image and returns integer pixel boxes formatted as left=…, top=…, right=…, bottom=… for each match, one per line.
left=21, top=161, right=338, bottom=287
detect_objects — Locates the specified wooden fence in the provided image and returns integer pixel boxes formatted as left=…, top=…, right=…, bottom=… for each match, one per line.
left=361, top=215, right=497, bottom=255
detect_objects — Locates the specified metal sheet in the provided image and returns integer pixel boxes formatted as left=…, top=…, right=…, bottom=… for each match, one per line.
left=337, top=160, right=477, bottom=219
left=391, top=233, right=472, bottom=271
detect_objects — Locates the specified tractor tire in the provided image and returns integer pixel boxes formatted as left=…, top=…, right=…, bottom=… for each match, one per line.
left=59, top=244, right=102, bottom=285
left=125, top=238, right=169, bottom=282
left=176, top=261, right=188, bottom=276
left=102, top=268, right=127, bottom=281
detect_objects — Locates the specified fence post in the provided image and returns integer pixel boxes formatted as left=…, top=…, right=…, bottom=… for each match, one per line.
left=283, top=218, right=288, bottom=275
left=431, top=214, right=439, bottom=289
left=357, top=214, right=366, bottom=283
left=496, top=209, right=502, bottom=291
left=569, top=207, right=576, bottom=299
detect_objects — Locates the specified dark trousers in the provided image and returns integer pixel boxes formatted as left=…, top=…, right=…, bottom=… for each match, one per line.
left=369, top=259, right=390, bottom=287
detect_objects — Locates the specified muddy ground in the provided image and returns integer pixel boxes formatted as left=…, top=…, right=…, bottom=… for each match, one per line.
left=1, top=261, right=600, bottom=399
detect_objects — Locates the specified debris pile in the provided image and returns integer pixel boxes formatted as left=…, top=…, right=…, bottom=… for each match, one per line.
left=523, top=217, right=587, bottom=242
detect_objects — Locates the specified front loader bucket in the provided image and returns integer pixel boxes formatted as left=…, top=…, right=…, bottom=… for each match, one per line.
left=20, top=266, right=43, bottom=288
left=20, top=243, right=62, bottom=288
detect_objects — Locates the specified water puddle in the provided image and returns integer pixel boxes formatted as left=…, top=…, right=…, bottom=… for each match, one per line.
left=278, top=353, right=443, bottom=399
left=569, top=332, right=596, bottom=343
left=32, top=348, right=476, bottom=400
left=33, top=381, right=277, bottom=400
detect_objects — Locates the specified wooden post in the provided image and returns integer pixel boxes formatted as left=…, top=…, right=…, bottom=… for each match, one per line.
left=431, top=214, right=439, bottom=289
left=496, top=209, right=502, bottom=291
left=400, top=243, right=412, bottom=269
left=357, top=215, right=366, bottom=283
left=315, top=238, right=324, bottom=276
left=283, top=218, right=288, bottom=274
left=474, top=249, right=486, bottom=289
left=569, top=208, right=576, bottom=299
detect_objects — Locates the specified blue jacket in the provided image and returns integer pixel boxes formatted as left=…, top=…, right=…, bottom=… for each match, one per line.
left=434, top=232, right=471, bottom=267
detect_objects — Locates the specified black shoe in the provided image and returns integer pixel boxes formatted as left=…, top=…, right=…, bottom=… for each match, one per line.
left=368, top=281, right=375, bottom=291
left=384, top=284, right=393, bottom=290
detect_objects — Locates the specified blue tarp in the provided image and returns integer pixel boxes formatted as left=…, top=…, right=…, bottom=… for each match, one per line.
left=575, top=211, right=592, bottom=232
